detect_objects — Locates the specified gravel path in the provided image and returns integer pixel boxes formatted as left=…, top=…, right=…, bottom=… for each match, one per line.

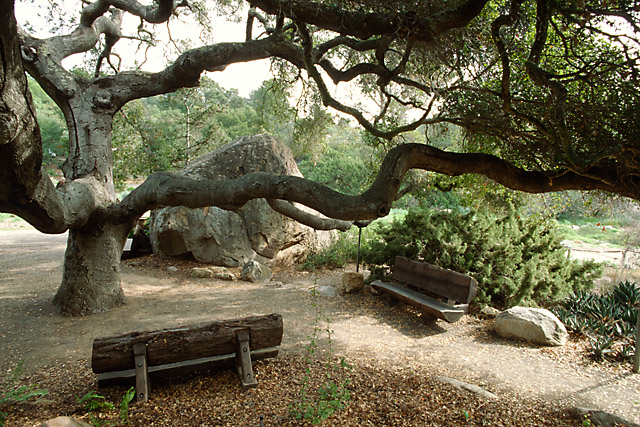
left=1, top=228, right=639, bottom=425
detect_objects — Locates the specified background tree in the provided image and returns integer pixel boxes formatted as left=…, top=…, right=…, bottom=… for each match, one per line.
left=1, top=0, right=640, bottom=315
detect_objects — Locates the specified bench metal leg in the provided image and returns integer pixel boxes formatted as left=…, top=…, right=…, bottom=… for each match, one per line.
left=383, top=293, right=400, bottom=307
left=235, top=330, right=258, bottom=390
left=419, top=310, right=437, bottom=325
left=133, top=343, right=150, bottom=402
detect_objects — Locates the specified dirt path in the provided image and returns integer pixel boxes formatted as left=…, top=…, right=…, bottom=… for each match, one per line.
left=1, top=228, right=639, bottom=423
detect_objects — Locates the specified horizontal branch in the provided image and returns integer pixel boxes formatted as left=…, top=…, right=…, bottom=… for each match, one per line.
left=106, top=143, right=636, bottom=228
left=367, top=144, right=631, bottom=201
left=107, top=171, right=388, bottom=224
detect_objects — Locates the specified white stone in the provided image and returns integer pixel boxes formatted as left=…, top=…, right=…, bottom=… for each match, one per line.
left=240, top=260, right=273, bottom=282
left=214, top=271, right=236, bottom=281
left=338, top=272, right=364, bottom=293
left=437, top=376, right=498, bottom=400
left=495, top=306, right=569, bottom=346
left=314, top=286, right=338, bottom=297
left=479, top=306, right=500, bottom=319
left=190, top=267, right=213, bottom=278
left=41, top=417, right=93, bottom=427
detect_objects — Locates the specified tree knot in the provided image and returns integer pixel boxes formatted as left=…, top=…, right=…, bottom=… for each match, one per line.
left=377, top=204, right=390, bottom=217
left=93, top=92, right=113, bottom=109
left=20, top=45, right=37, bottom=62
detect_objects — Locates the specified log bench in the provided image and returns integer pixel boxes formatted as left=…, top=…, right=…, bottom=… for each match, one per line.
left=91, top=313, right=283, bottom=402
left=371, top=256, right=478, bottom=323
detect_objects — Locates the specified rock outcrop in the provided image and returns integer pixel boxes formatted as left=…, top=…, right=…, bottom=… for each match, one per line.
left=150, top=135, right=334, bottom=267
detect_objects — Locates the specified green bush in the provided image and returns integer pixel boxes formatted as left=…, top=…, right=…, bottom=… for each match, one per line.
left=553, top=281, right=639, bottom=361
left=301, top=224, right=382, bottom=270
left=361, top=207, right=601, bottom=308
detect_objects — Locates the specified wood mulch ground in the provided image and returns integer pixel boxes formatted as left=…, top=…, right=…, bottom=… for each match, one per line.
left=3, top=354, right=581, bottom=426
left=1, top=232, right=637, bottom=426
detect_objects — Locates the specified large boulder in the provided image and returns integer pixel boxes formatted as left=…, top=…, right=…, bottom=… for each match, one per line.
left=150, top=135, right=334, bottom=267
left=495, top=306, right=569, bottom=346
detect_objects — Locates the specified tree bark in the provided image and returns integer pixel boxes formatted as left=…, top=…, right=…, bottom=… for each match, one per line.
left=53, top=221, right=129, bottom=315
left=51, top=103, right=127, bottom=314
left=44, top=72, right=127, bottom=314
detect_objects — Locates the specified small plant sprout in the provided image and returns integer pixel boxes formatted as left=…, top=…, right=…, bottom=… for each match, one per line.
left=290, top=278, right=352, bottom=424
left=0, top=361, right=48, bottom=427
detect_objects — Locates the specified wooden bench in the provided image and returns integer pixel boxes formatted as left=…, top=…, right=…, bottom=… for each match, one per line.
left=91, top=313, right=283, bottom=402
left=371, top=256, right=478, bottom=323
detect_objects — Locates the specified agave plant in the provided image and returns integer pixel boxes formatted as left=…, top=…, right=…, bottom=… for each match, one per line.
left=612, top=281, right=640, bottom=306
left=554, top=281, right=640, bottom=362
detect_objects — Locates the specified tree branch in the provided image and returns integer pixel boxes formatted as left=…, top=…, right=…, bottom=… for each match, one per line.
left=105, top=34, right=301, bottom=106
left=106, top=143, right=635, bottom=227
left=267, top=199, right=352, bottom=231
left=248, top=0, right=489, bottom=43
left=80, top=0, right=175, bottom=27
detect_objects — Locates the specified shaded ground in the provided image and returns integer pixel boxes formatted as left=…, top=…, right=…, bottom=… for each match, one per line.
left=1, top=229, right=639, bottom=425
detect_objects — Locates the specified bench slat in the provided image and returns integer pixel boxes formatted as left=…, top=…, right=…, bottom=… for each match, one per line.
left=97, top=346, right=280, bottom=387
left=393, top=256, right=478, bottom=304
left=371, top=281, right=464, bottom=323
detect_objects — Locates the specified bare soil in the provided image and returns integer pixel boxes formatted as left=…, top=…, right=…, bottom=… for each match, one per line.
left=1, top=228, right=639, bottom=426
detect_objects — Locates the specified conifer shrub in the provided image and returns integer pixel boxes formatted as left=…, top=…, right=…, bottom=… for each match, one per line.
left=362, top=208, right=601, bottom=308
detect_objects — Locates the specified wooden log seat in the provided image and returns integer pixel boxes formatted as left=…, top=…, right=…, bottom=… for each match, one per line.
left=91, top=313, right=283, bottom=401
left=371, top=256, right=478, bottom=323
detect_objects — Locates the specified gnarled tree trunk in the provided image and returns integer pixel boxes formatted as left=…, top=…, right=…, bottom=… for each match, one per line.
left=53, top=222, right=128, bottom=315
left=51, top=96, right=129, bottom=315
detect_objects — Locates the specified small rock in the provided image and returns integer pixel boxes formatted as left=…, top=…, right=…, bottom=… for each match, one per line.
left=495, top=306, right=568, bottom=346
left=167, top=266, right=178, bottom=273
left=314, top=286, right=338, bottom=297
left=214, top=272, right=236, bottom=281
left=478, top=306, right=500, bottom=319
left=339, top=272, right=364, bottom=293
left=33, top=398, right=57, bottom=407
left=437, top=376, right=498, bottom=400
left=190, top=267, right=213, bottom=278
left=41, top=417, right=93, bottom=427
left=573, top=407, right=639, bottom=427
left=265, top=281, right=284, bottom=288
left=240, top=260, right=273, bottom=282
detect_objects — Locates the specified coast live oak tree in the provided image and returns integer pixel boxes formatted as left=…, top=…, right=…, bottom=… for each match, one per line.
left=1, top=0, right=639, bottom=315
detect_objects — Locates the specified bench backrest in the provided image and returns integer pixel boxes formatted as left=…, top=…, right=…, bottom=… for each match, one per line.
left=392, top=256, right=478, bottom=304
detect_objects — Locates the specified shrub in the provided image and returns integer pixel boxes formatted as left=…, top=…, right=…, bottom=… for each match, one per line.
left=553, top=281, right=639, bottom=361
left=301, top=224, right=382, bottom=270
left=362, top=207, right=601, bottom=308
